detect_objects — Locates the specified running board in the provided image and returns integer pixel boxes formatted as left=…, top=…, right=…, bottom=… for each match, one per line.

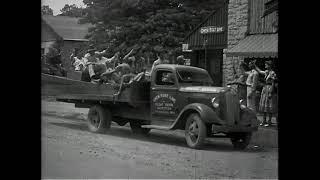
left=141, top=125, right=172, bottom=130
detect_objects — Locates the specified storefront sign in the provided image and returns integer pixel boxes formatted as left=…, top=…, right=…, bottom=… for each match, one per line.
left=200, top=26, right=224, bottom=34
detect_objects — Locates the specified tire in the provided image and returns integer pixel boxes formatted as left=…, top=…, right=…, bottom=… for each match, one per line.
left=87, top=105, right=111, bottom=133
left=130, top=121, right=151, bottom=135
left=230, top=132, right=252, bottom=150
left=185, top=113, right=207, bottom=149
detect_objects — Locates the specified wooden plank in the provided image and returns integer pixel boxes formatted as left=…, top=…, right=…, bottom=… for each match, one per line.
left=141, top=125, right=172, bottom=130
left=42, top=74, right=116, bottom=94
left=66, top=70, right=82, bottom=80
left=56, top=94, right=114, bottom=101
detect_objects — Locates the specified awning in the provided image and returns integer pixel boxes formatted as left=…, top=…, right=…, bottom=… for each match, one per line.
left=262, top=0, right=278, bottom=17
left=226, top=34, right=278, bottom=58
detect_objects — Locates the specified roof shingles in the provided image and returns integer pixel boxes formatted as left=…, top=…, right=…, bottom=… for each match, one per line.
left=226, top=33, right=278, bottom=58
left=42, top=15, right=92, bottom=41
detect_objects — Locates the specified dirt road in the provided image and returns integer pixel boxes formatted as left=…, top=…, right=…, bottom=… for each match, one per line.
left=41, top=99, right=278, bottom=179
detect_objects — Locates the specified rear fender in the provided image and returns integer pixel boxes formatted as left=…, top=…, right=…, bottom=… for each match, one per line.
left=171, top=103, right=225, bottom=130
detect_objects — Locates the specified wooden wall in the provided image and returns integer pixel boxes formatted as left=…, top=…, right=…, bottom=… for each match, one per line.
left=249, top=0, right=278, bottom=34
left=184, top=3, right=228, bottom=50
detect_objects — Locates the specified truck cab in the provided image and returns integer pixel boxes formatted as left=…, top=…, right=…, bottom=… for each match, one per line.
left=146, top=64, right=259, bottom=149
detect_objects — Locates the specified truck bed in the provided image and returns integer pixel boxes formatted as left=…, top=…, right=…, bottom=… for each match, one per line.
left=41, top=73, right=150, bottom=105
left=42, top=73, right=130, bottom=102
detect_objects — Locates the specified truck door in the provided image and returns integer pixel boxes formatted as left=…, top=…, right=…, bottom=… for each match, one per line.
left=151, top=69, right=179, bottom=123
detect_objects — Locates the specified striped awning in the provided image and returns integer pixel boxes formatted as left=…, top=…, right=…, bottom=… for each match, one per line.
left=226, top=34, right=278, bottom=58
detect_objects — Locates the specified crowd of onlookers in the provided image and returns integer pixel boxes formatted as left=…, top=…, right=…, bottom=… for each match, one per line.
left=228, top=59, right=278, bottom=127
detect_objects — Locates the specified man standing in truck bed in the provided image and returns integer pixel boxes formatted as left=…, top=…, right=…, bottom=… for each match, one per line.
left=151, top=51, right=167, bottom=72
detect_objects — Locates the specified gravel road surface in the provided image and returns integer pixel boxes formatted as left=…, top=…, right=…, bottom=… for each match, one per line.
left=41, top=99, right=278, bottom=179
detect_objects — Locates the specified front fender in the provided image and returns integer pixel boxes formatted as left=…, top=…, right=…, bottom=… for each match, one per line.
left=171, top=103, right=225, bottom=130
left=240, top=108, right=259, bottom=128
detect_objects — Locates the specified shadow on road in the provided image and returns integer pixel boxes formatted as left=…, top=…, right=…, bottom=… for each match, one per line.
left=49, top=121, right=268, bottom=153
left=43, top=112, right=86, bottom=121
left=50, top=122, right=88, bottom=131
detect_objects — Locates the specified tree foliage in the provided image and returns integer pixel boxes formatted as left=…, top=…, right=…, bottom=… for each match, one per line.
left=41, top=5, right=53, bottom=15
left=80, top=0, right=226, bottom=57
left=58, top=4, right=86, bottom=17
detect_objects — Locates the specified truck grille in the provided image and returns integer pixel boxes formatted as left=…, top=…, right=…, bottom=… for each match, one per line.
left=221, top=90, right=240, bottom=125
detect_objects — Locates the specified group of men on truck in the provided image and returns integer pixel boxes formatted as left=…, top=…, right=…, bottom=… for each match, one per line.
left=69, top=45, right=187, bottom=86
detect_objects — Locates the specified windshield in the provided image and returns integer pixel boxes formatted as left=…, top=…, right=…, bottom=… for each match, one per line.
left=177, top=69, right=213, bottom=86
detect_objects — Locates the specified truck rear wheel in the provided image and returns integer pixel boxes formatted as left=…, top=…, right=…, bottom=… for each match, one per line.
left=230, top=132, right=252, bottom=150
left=130, top=121, right=151, bottom=135
left=185, top=113, right=207, bottom=149
left=87, top=105, right=111, bottom=133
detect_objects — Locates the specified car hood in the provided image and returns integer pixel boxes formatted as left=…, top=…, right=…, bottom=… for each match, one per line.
left=179, top=86, right=230, bottom=94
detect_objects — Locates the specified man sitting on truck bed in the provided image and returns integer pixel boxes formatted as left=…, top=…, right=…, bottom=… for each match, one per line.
left=100, top=62, right=144, bottom=85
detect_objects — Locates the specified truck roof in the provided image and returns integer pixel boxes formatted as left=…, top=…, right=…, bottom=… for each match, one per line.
left=154, top=64, right=208, bottom=73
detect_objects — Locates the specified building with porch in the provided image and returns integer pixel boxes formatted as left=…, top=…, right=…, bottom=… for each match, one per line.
left=41, top=15, right=93, bottom=69
left=182, top=0, right=278, bottom=86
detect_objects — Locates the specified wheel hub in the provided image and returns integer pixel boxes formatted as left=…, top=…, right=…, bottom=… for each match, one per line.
left=90, top=112, right=100, bottom=128
left=188, top=120, right=199, bottom=142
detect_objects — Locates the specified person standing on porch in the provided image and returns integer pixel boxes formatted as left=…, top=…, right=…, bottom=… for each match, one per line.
left=246, top=60, right=259, bottom=112
left=228, top=62, right=249, bottom=101
left=255, top=60, right=277, bottom=127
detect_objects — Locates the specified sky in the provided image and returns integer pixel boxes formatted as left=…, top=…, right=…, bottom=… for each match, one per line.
left=42, top=0, right=85, bottom=15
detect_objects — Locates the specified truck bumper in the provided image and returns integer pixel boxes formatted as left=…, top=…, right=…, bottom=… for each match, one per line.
left=212, top=124, right=258, bottom=133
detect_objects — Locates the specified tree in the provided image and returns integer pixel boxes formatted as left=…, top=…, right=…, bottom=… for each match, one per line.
left=59, top=4, right=86, bottom=17
left=80, top=0, right=226, bottom=57
left=41, top=5, right=53, bottom=15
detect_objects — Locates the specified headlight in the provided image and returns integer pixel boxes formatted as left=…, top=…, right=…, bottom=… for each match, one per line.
left=211, top=97, right=219, bottom=108
left=239, top=99, right=246, bottom=110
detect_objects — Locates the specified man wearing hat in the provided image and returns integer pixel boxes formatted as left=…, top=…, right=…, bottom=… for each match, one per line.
left=84, top=46, right=103, bottom=79
left=80, top=46, right=103, bottom=81
left=85, top=48, right=98, bottom=63
left=255, top=60, right=277, bottom=127
left=127, top=56, right=136, bottom=73
left=246, top=60, right=259, bottom=112
left=176, top=55, right=185, bottom=65
left=227, top=61, right=249, bottom=100
left=151, top=51, right=168, bottom=72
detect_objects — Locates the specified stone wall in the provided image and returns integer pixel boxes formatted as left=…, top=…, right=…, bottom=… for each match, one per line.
left=222, top=0, right=249, bottom=86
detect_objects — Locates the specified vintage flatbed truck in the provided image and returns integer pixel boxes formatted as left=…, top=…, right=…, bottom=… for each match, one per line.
left=42, top=64, right=259, bottom=149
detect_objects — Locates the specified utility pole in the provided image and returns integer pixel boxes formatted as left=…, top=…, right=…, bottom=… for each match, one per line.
left=204, top=38, right=208, bottom=70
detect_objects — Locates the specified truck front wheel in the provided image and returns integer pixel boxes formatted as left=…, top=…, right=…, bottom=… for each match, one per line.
left=130, top=121, right=151, bottom=135
left=185, top=113, right=207, bottom=149
left=230, top=132, right=252, bottom=150
left=87, top=105, right=111, bottom=133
